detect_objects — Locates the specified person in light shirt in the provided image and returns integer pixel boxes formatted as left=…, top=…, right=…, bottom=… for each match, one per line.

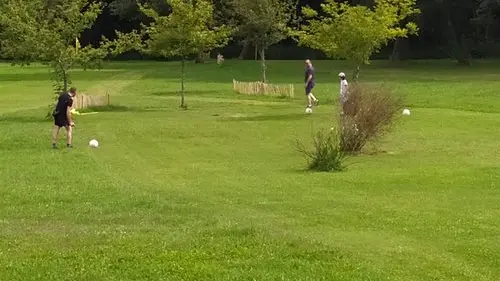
left=338, top=72, right=348, bottom=114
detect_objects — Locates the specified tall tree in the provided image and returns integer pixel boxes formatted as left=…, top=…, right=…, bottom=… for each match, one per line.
left=471, top=0, right=500, bottom=41
left=438, top=0, right=478, bottom=65
left=229, top=0, right=298, bottom=82
left=126, top=0, right=231, bottom=108
left=212, top=0, right=250, bottom=60
left=0, top=0, right=127, bottom=110
left=293, top=0, right=420, bottom=80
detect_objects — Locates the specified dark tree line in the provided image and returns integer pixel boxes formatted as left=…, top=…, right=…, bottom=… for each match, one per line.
left=95, top=0, right=500, bottom=63
left=2, top=0, right=499, bottom=63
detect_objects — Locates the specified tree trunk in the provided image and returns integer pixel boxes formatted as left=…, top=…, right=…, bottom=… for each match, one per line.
left=259, top=48, right=266, bottom=83
left=390, top=38, right=401, bottom=61
left=238, top=40, right=250, bottom=60
left=180, top=59, right=185, bottom=108
left=444, top=3, right=470, bottom=65
left=195, top=52, right=204, bottom=63
left=63, top=68, right=68, bottom=92
left=448, top=21, right=469, bottom=65
left=352, top=65, right=360, bottom=82
left=485, top=23, right=490, bottom=41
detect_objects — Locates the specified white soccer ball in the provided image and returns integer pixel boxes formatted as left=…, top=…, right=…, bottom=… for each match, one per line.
left=305, top=107, right=313, bottom=114
left=402, top=108, right=411, bottom=116
left=89, top=139, right=99, bottom=148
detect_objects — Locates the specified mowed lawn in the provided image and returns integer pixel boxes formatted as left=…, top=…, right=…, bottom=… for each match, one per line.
left=0, top=59, right=499, bottom=281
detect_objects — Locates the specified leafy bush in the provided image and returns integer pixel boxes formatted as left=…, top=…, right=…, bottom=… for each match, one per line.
left=296, top=129, right=346, bottom=172
left=339, top=83, right=402, bottom=152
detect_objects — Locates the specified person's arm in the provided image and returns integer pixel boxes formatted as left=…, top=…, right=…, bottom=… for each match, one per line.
left=306, top=74, right=313, bottom=85
left=66, top=97, right=74, bottom=126
left=66, top=107, right=74, bottom=125
left=305, top=70, right=312, bottom=85
left=339, top=82, right=345, bottom=101
left=342, top=81, right=349, bottom=100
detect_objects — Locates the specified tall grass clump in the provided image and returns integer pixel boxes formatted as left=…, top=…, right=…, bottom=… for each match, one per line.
left=296, top=129, right=346, bottom=172
left=295, top=83, right=401, bottom=171
left=339, top=83, right=402, bottom=152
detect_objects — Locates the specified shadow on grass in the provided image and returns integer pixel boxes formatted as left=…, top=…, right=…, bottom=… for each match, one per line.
left=283, top=162, right=359, bottom=174
left=220, top=113, right=306, bottom=122
left=151, top=90, right=221, bottom=97
left=83, top=105, right=132, bottom=112
left=0, top=70, right=125, bottom=82
left=0, top=115, right=48, bottom=123
left=280, top=166, right=349, bottom=174
left=83, top=104, right=172, bottom=113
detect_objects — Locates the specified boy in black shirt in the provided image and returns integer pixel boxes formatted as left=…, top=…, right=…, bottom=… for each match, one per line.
left=52, top=87, right=76, bottom=148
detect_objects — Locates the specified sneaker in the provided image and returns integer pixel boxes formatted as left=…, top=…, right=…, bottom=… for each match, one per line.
left=52, top=144, right=57, bottom=149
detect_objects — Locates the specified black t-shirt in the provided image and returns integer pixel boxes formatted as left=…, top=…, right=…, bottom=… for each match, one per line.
left=305, top=66, right=315, bottom=84
left=54, top=92, right=73, bottom=117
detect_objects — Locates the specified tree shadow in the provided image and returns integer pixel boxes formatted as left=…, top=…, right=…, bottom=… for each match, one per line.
left=279, top=166, right=349, bottom=174
left=220, top=113, right=306, bottom=122
left=0, top=70, right=126, bottom=82
left=83, top=105, right=133, bottom=112
left=0, top=115, right=48, bottom=123
left=0, top=104, right=179, bottom=123
left=151, top=90, right=220, bottom=97
left=84, top=105, right=171, bottom=113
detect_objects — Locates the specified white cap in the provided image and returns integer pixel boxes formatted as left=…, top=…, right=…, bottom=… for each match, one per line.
left=338, top=72, right=345, bottom=77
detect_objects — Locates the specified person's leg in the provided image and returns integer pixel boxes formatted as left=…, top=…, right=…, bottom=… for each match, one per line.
left=306, top=85, right=313, bottom=107
left=305, top=85, right=312, bottom=107
left=341, top=99, right=351, bottom=116
left=310, top=92, right=318, bottom=104
left=343, top=99, right=351, bottom=115
left=307, top=84, right=318, bottom=105
left=52, top=125, right=61, bottom=148
left=65, top=125, right=73, bottom=148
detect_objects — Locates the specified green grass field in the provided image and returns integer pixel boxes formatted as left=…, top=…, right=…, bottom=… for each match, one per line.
left=0, top=59, right=499, bottom=281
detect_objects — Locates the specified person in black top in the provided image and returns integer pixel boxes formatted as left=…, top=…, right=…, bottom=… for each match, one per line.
left=304, top=59, right=319, bottom=108
left=51, top=87, right=77, bottom=148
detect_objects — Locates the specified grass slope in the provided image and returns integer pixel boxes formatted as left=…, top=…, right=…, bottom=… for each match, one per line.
left=0, top=59, right=499, bottom=281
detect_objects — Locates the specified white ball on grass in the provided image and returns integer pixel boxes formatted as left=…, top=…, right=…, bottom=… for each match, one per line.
left=89, top=139, right=99, bottom=148
left=402, top=108, right=411, bottom=115
left=305, top=107, right=313, bottom=114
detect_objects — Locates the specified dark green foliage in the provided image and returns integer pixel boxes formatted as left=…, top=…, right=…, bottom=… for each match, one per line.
left=228, top=0, right=298, bottom=82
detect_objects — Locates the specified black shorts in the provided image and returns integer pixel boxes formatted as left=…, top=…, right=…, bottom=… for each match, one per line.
left=305, top=83, right=315, bottom=95
left=54, top=115, right=70, bottom=127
